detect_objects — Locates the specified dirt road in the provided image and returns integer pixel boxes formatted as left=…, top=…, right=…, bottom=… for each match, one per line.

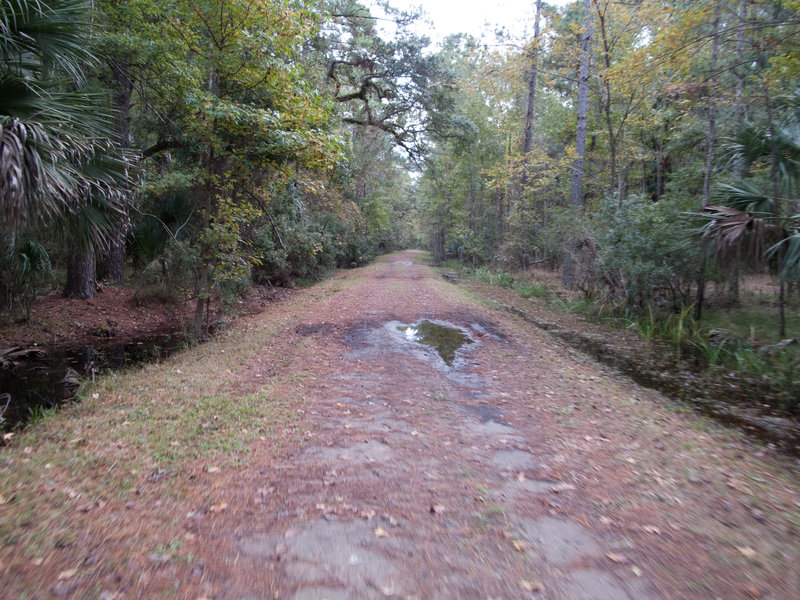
left=2, top=251, right=798, bottom=599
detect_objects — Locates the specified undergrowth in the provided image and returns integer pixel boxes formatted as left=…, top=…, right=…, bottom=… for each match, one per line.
left=443, top=261, right=800, bottom=412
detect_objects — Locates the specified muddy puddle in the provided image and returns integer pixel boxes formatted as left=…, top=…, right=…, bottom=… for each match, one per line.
left=0, top=332, right=186, bottom=431
left=398, top=320, right=472, bottom=366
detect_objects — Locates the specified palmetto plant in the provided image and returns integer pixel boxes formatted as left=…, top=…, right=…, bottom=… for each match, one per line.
left=0, top=0, right=130, bottom=240
left=703, top=92, right=800, bottom=283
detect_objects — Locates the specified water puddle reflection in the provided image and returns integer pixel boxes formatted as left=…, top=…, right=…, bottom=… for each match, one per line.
left=398, top=320, right=472, bottom=366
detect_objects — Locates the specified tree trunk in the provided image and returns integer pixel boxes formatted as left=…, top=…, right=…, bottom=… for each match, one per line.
left=695, top=1, right=721, bottom=320
left=762, top=70, right=785, bottom=337
left=64, top=244, right=96, bottom=299
left=521, top=0, right=543, bottom=157
left=728, top=249, right=740, bottom=306
left=727, top=0, right=749, bottom=305
left=192, top=261, right=209, bottom=337
left=562, top=0, right=593, bottom=290
left=596, top=3, right=618, bottom=200
left=96, top=230, right=125, bottom=283
left=97, top=59, right=134, bottom=283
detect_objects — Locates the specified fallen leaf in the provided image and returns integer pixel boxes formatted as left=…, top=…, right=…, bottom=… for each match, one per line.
left=31, top=558, right=44, bottom=566
left=91, top=393, right=99, bottom=400
left=512, top=539, right=526, bottom=552
left=743, top=584, right=764, bottom=598
left=749, top=509, right=768, bottom=523
left=516, top=472, right=526, bottom=482
left=642, top=525, right=662, bottom=535
left=519, top=578, right=544, bottom=592
left=361, top=509, right=376, bottom=520
left=727, top=478, right=752, bottom=495
left=380, top=585, right=394, bottom=596
left=148, top=553, right=170, bottom=564
left=549, top=483, right=575, bottom=493
left=430, top=504, right=446, bottom=514
left=632, top=566, right=642, bottom=577
left=374, top=527, right=388, bottom=538
left=737, top=546, right=757, bottom=559
left=206, top=466, right=220, bottom=473
left=209, top=501, right=228, bottom=513
left=606, top=552, right=629, bottom=564
left=58, top=568, right=78, bottom=580
left=0, top=493, right=5, bottom=505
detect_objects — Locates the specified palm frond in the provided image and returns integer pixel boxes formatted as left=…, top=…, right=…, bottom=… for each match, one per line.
left=713, top=180, right=774, bottom=214
left=767, top=231, right=800, bottom=283
left=0, top=0, right=94, bottom=84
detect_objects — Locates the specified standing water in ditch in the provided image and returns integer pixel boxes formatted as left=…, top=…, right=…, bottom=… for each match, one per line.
left=398, top=320, right=472, bottom=366
left=0, top=333, right=187, bottom=431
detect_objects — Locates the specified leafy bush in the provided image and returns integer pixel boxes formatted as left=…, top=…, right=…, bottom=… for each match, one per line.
left=517, top=281, right=548, bottom=298
left=593, top=195, right=700, bottom=310
left=0, top=237, right=53, bottom=319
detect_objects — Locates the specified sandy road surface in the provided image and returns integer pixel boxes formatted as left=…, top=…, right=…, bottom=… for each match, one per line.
left=185, top=251, right=798, bottom=599
left=2, top=250, right=798, bottom=599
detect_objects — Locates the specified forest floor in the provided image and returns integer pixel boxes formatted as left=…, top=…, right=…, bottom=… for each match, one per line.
left=0, top=285, right=293, bottom=349
left=1, top=250, right=799, bottom=599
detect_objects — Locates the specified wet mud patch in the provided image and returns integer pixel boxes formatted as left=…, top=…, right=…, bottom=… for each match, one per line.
left=560, top=568, right=657, bottom=600
left=239, top=519, right=408, bottom=599
left=514, top=515, right=602, bottom=567
left=295, top=322, right=336, bottom=337
left=342, top=319, right=477, bottom=371
left=467, top=420, right=523, bottom=441
left=502, top=478, right=558, bottom=498
left=299, top=440, right=395, bottom=466
left=461, top=402, right=507, bottom=424
left=492, top=449, right=537, bottom=471
left=468, top=318, right=508, bottom=340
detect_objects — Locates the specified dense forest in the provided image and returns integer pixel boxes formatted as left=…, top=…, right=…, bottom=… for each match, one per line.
left=1, top=0, right=432, bottom=334
left=2, top=5, right=800, bottom=597
left=2, top=0, right=800, bottom=386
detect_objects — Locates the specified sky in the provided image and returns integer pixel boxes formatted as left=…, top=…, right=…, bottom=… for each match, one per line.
left=382, top=0, right=572, bottom=45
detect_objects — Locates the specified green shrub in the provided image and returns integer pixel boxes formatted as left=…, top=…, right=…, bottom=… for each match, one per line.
left=517, top=281, right=548, bottom=298
left=0, top=237, right=53, bottom=320
left=593, top=195, right=700, bottom=310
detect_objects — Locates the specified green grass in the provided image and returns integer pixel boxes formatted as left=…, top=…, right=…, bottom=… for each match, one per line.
left=703, top=303, right=800, bottom=345
left=0, top=313, right=302, bottom=571
left=517, top=281, right=549, bottom=298
left=449, top=260, right=800, bottom=411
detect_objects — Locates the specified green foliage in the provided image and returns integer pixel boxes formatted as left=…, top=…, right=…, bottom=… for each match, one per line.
left=134, top=239, right=200, bottom=304
left=594, top=195, right=700, bottom=309
left=517, top=281, right=549, bottom=298
left=0, top=0, right=131, bottom=238
left=0, top=237, right=53, bottom=319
